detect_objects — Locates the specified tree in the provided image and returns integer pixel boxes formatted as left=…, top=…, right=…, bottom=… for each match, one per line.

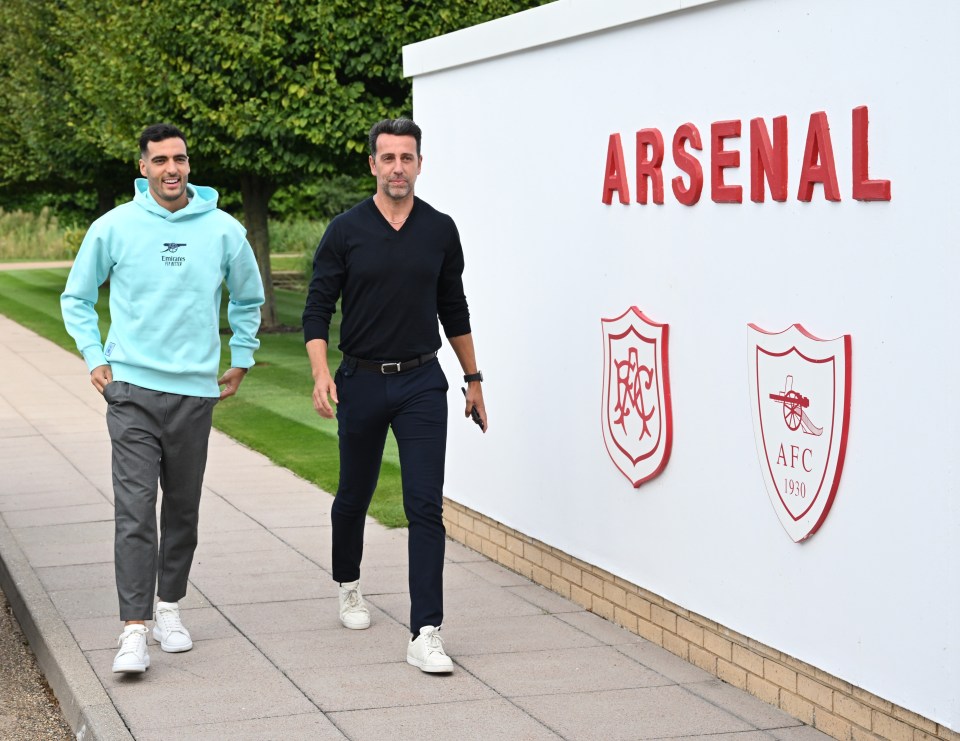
left=0, top=0, right=130, bottom=215
left=18, top=0, right=551, bottom=326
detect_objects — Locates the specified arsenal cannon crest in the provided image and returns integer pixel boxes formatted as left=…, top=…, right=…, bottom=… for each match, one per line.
left=601, top=308, right=672, bottom=487
left=747, top=324, right=852, bottom=542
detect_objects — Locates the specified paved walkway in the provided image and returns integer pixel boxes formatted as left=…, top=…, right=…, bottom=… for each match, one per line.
left=0, top=260, right=74, bottom=271
left=0, top=314, right=829, bottom=741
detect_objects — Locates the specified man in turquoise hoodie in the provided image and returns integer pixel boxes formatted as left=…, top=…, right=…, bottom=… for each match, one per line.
left=61, top=123, right=264, bottom=674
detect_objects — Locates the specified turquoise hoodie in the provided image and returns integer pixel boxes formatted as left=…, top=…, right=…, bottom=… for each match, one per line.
left=61, top=179, right=265, bottom=398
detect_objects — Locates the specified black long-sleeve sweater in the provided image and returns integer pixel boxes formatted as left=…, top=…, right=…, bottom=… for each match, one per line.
left=302, top=196, right=471, bottom=360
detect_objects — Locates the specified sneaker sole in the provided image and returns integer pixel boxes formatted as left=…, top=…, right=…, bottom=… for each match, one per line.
left=340, top=617, right=371, bottom=630
left=157, top=640, right=193, bottom=653
left=112, top=657, right=150, bottom=673
left=406, top=656, right=453, bottom=674
left=153, top=627, right=193, bottom=652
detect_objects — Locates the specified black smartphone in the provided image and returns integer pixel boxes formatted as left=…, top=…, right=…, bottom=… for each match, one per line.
left=461, top=387, right=483, bottom=429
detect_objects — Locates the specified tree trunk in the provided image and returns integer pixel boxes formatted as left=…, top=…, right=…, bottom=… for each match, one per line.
left=95, top=162, right=129, bottom=216
left=96, top=185, right=115, bottom=217
left=240, top=173, right=278, bottom=329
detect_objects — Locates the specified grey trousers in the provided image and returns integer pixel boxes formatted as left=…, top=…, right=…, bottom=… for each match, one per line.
left=104, top=381, right=216, bottom=621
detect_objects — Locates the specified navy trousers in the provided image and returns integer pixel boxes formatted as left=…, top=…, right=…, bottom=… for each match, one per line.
left=331, top=358, right=448, bottom=634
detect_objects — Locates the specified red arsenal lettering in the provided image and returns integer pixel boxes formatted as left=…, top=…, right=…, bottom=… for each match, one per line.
left=636, top=128, right=665, bottom=205
left=601, top=133, right=630, bottom=205
left=851, top=105, right=892, bottom=201
left=671, top=123, right=704, bottom=207
left=711, top=120, right=742, bottom=203
left=797, top=111, right=840, bottom=202
left=602, top=106, right=889, bottom=206
left=750, top=115, right=788, bottom=203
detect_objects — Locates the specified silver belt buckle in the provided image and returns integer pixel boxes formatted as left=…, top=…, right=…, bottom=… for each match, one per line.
left=381, top=362, right=402, bottom=374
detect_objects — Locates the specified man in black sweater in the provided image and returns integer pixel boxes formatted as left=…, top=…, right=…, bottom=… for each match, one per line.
left=302, top=118, right=487, bottom=673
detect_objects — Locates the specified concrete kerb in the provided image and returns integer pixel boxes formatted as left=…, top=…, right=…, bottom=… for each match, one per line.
left=0, top=515, right=132, bottom=741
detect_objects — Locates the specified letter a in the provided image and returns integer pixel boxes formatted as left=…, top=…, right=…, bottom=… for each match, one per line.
left=797, top=111, right=841, bottom=202
left=602, top=133, right=631, bottom=205
left=776, top=444, right=787, bottom=466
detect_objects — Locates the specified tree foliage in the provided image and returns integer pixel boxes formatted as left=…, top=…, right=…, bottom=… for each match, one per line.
left=2, top=0, right=551, bottom=326
left=0, top=0, right=130, bottom=213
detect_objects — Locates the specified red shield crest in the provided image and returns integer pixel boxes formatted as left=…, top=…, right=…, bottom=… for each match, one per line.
left=601, top=308, right=672, bottom=487
left=748, top=324, right=852, bottom=542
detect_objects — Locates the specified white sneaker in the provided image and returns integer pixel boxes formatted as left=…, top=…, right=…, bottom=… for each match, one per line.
left=338, top=580, right=371, bottom=630
left=153, top=601, right=193, bottom=653
left=112, top=624, right=150, bottom=673
left=406, top=626, right=453, bottom=673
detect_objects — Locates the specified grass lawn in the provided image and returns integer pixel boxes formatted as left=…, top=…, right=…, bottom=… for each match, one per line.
left=269, top=254, right=309, bottom=272
left=0, top=268, right=407, bottom=528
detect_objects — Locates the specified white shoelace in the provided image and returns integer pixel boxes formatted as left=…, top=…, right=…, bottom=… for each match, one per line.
left=343, top=590, right=364, bottom=612
left=117, top=627, right=146, bottom=654
left=155, top=605, right=186, bottom=635
left=422, top=630, right=446, bottom=656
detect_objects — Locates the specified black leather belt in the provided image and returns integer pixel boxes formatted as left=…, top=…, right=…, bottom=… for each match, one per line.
left=343, top=351, right=438, bottom=374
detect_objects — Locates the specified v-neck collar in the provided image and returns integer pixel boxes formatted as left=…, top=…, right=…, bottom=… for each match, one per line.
left=371, top=196, right=416, bottom=233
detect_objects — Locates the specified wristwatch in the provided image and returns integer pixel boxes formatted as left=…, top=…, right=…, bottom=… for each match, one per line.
left=463, top=371, right=483, bottom=383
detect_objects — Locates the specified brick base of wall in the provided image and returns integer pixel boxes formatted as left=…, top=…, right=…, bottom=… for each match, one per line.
left=443, top=498, right=957, bottom=741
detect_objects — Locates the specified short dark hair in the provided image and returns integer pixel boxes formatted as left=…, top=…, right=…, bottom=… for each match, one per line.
left=139, top=123, right=188, bottom=156
left=368, top=118, right=422, bottom=158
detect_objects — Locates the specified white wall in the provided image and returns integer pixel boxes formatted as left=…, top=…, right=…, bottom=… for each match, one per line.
left=407, top=0, right=958, bottom=728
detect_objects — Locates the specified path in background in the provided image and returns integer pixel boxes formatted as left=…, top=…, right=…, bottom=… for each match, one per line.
left=0, top=261, right=73, bottom=271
